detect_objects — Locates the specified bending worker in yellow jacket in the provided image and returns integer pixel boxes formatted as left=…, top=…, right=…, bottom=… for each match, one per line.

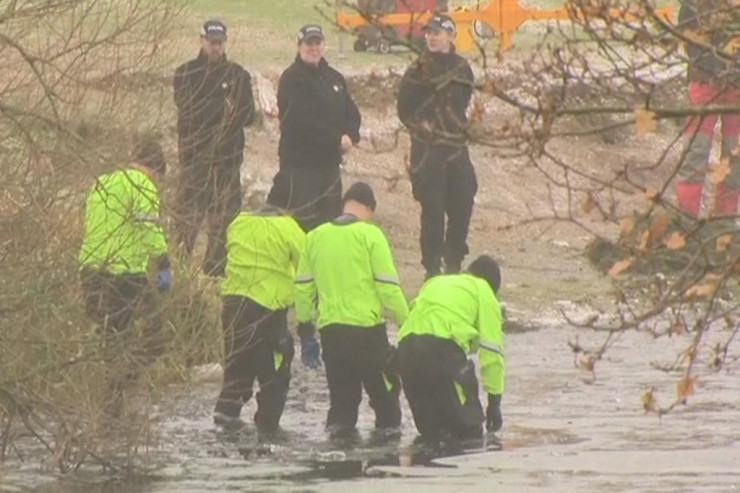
left=396, top=255, right=504, bottom=441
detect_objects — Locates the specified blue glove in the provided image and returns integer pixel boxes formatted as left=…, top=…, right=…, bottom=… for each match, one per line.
left=300, top=334, right=321, bottom=369
left=156, top=268, right=172, bottom=292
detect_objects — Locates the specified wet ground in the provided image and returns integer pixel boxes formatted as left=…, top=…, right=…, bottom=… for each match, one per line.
left=5, top=308, right=740, bottom=493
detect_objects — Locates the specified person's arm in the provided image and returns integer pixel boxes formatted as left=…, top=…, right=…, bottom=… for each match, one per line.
left=237, top=66, right=256, bottom=128
left=132, top=179, right=168, bottom=260
left=287, top=218, right=306, bottom=272
left=457, top=61, right=475, bottom=110
left=294, top=239, right=317, bottom=324
left=678, top=0, right=709, bottom=44
left=278, top=72, right=342, bottom=150
left=343, top=76, right=362, bottom=145
left=476, top=282, right=505, bottom=396
left=396, top=64, right=426, bottom=129
left=173, top=63, right=190, bottom=111
left=369, top=227, right=409, bottom=327
left=678, top=0, right=699, bottom=31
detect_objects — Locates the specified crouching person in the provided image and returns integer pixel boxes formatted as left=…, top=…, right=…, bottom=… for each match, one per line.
left=396, top=255, right=504, bottom=442
left=213, top=192, right=306, bottom=435
left=295, top=182, right=409, bottom=438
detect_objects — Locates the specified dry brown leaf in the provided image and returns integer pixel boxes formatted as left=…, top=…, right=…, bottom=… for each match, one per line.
left=676, top=375, right=698, bottom=404
left=643, top=187, right=659, bottom=202
left=663, top=232, right=686, bottom=250
left=608, top=257, right=634, bottom=277
left=619, top=217, right=634, bottom=237
left=682, top=28, right=709, bottom=45
left=638, top=230, right=650, bottom=251
left=711, top=158, right=731, bottom=185
left=469, top=100, right=486, bottom=122
left=634, top=108, right=657, bottom=135
left=649, top=214, right=670, bottom=242
left=641, top=387, right=659, bottom=413
left=669, top=321, right=686, bottom=337
left=581, top=192, right=597, bottom=214
left=480, top=79, right=497, bottom=95
left=716, top=234, right=732, bottom=252
left=685, top=280, right=718, bottom=300
left=679, top=345, right=696, bottom=366
left=723, top=37, right=740, bottom=56
left=577, top=353, right=597, bottom=372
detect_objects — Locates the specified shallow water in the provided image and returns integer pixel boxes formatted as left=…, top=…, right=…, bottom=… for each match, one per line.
left=5, top=313, right=740, bottom=493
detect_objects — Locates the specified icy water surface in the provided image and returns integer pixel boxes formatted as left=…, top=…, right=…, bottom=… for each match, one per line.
left=5, top=315, right=740, bottom=493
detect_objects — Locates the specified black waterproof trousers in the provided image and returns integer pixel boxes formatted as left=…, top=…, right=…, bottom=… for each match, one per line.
left=174, top=158, right=242, bottom=277
left=397, top=334, right=484, bottom=441
left=319, top=324, right=401, bottom=434
left=80, top=269, right=164, bottom=415
left=214, top=296, right=294, bottom=434
left=410, top=144, right=477, bottom=275
left=267, top=165, right=342, bottom=232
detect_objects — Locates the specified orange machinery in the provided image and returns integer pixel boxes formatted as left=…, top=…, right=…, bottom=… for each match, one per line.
left=336, top=0, right=675, bottom=52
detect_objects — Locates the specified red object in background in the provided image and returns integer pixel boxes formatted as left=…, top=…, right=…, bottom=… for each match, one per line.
left=395, top=0, right=438, bottom=39
left=353, top=0, right=444, bottom=53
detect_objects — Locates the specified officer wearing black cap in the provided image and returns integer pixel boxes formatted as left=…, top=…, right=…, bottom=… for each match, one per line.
left=266, top=24, right=362, bottom=233
left=396, top=254, right=505, bottom=442
left=294, top=182, right=409, bottom=437
left=396, top=14, right=477, bottom=280
left=173, top=19, right=256, bottom=276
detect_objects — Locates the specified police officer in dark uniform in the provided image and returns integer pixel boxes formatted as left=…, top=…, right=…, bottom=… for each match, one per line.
left=267, top=24, right=362, bottom=232
left=173, top=19, right=256, bottom=276
left=397, top=14, right=477, bottom=279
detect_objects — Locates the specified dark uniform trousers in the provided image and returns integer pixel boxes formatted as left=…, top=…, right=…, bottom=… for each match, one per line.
left=174, top=154, right=242, bottom=277
left=319, top=324, right=401, bottom=433
left=397, top=334, right=484, bottom=440
left=410, top=143, right=478, bottom=274
left=215, top=296, right=294, bottom=433
left=267, top=165, right=342, bottom=233
left=80, top=269, right=164, bottom=414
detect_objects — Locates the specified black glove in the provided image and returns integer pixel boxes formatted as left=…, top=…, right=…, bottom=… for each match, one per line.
left=486, top=394, right=503, bottom=433
left=296, top=322, right=316, bottom=338
left=274, top=332, right=295, bottom=361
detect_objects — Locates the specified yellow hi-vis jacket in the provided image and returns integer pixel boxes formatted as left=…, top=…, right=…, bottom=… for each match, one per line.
left=398, top=274, right=505, bottom=395
left=295, top=215, right=409, bottom=329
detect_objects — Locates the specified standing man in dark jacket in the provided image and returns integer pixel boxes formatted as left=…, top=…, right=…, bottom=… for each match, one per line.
left=397, top=14, right=477, bottom=280
left=173, top=19, right=256, bottom=276
left=676, top=0, right=740, bottom=217
left=267, top=24, right=362, bottom=232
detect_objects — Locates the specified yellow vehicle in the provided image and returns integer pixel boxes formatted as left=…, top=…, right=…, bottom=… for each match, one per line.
left=336, top=0, right=674, bottom=52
